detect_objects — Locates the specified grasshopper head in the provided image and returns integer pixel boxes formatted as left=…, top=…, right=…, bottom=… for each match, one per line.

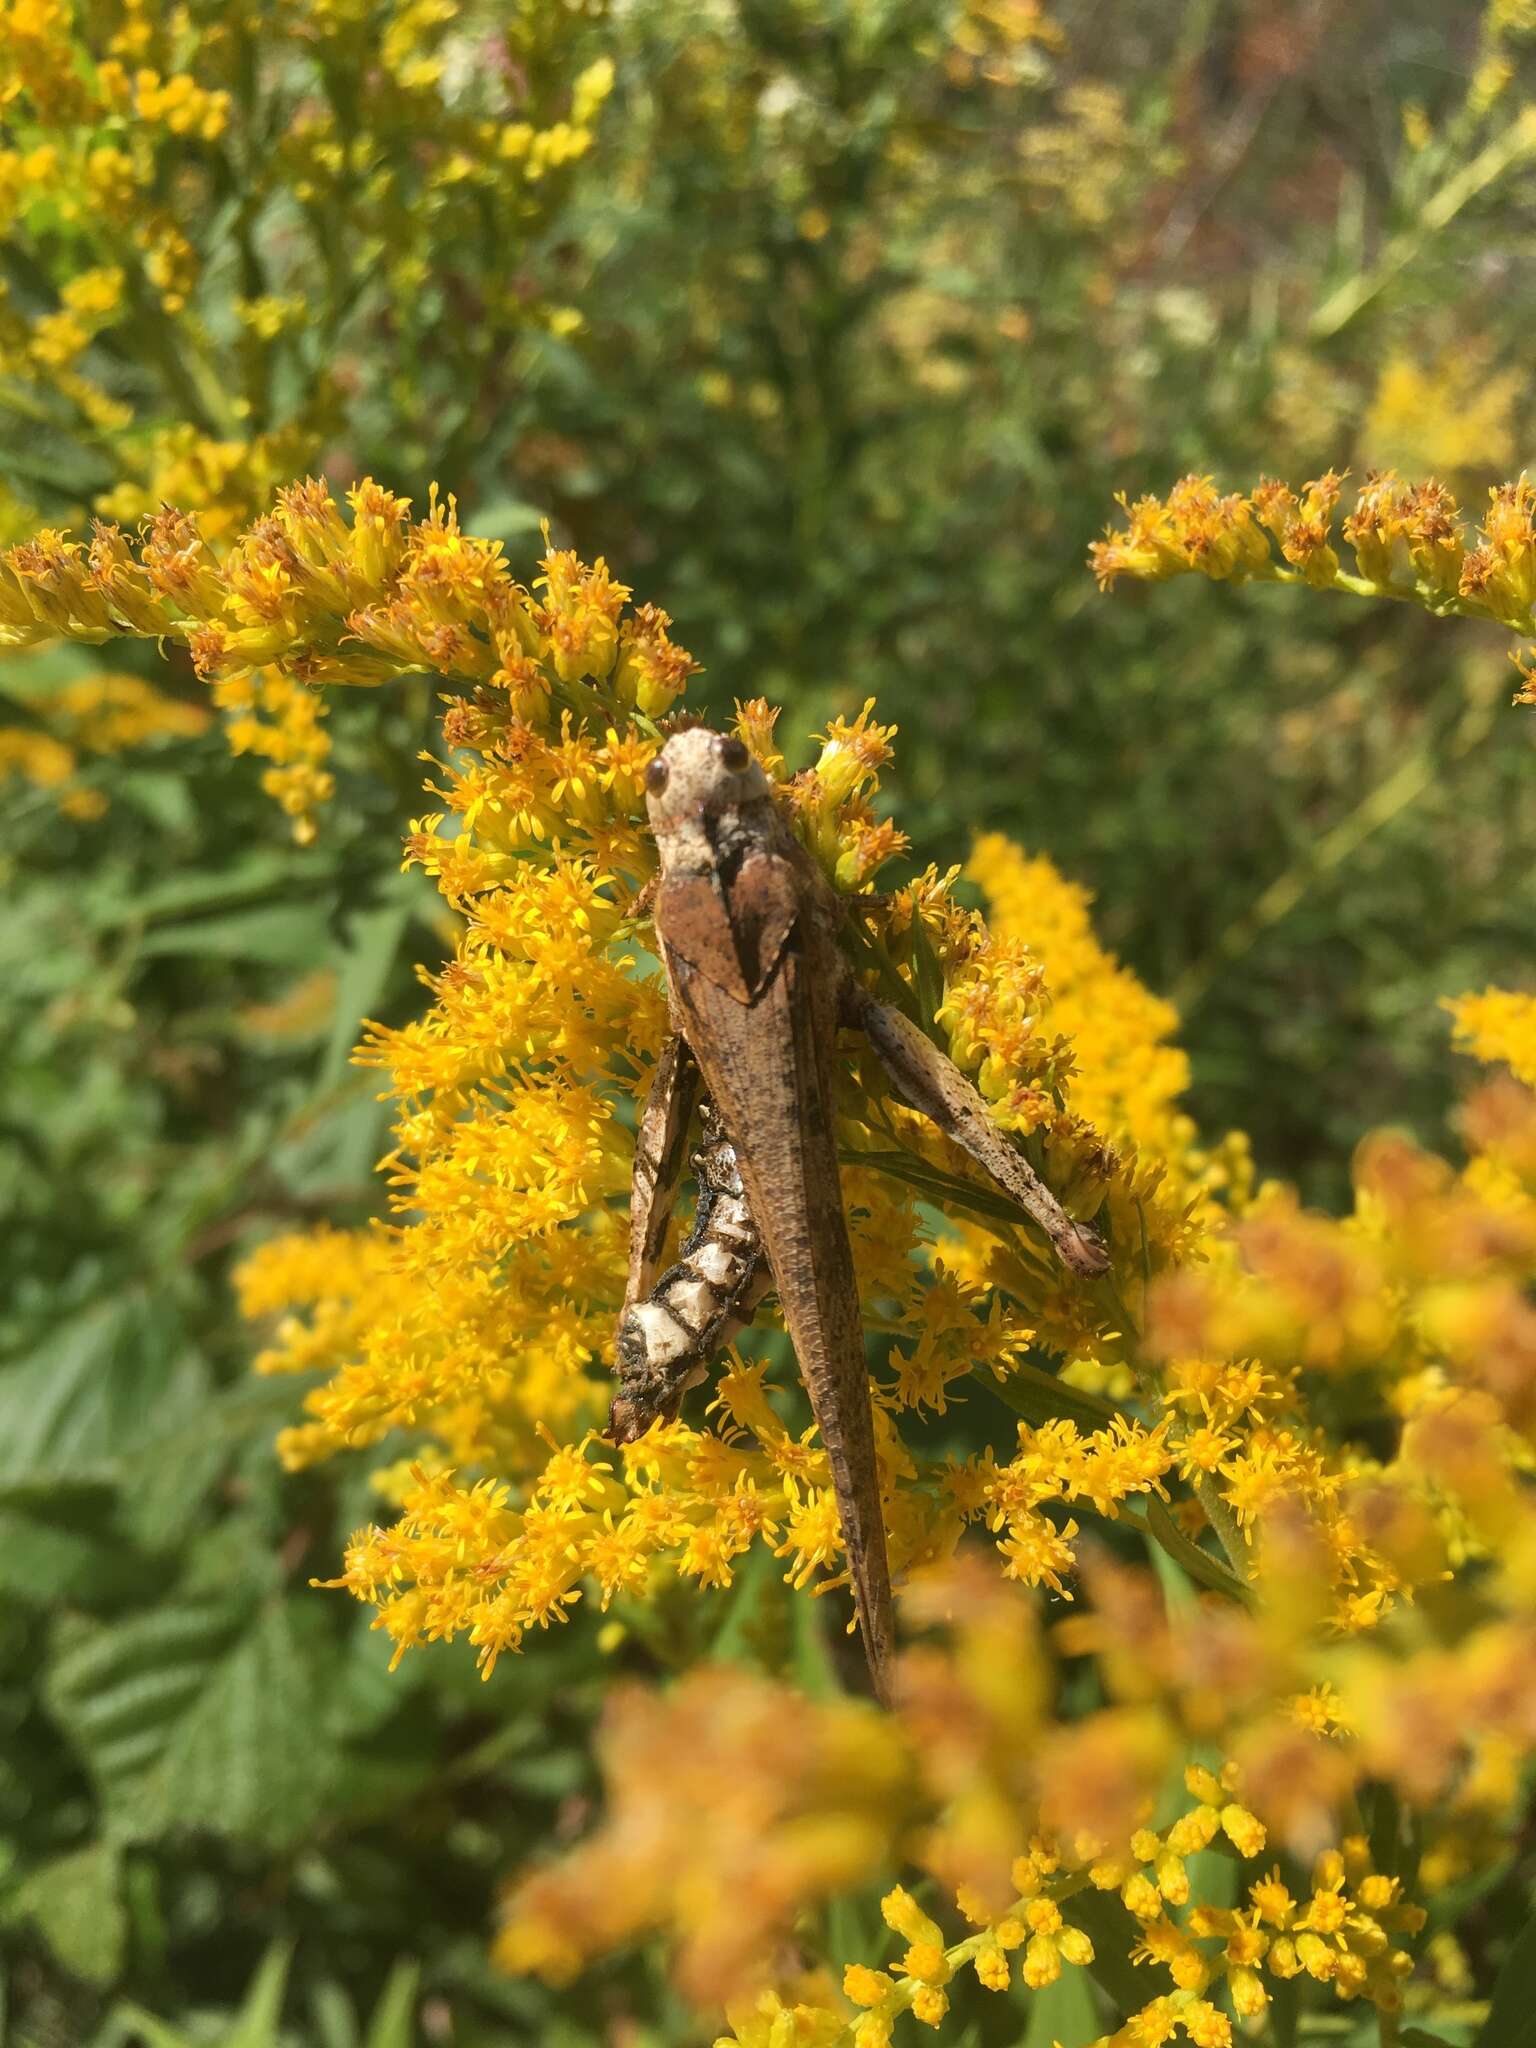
left=643, top=726, right=771, bottom=831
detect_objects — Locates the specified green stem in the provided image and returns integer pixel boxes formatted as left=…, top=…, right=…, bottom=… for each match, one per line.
left=1146, top=1499, right=1253, bottom=1605
left=1172, top=667, right=1504, bottom=1013
left=1310, top=107, right=1536, bottom=338
left=1225, top=561, right=1520, bottom=633
left=1193, top=1474, right=1251, bottom=1583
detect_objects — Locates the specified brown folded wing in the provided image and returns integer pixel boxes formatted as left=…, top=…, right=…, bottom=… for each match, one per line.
left=656, top=853, right=895, bottom=1701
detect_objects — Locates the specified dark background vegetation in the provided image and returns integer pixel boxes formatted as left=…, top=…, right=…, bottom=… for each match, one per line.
left=2, top=1, right=1534, bottom=2041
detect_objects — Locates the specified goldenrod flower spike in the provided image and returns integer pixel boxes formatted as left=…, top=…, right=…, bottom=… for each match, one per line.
left=0, top=479, right=698, bottom=840
left=1093, top=466, right=1536, bottom=649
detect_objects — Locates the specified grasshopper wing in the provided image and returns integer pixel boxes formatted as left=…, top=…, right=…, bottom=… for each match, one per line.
left=622, top=1033, right=701, bottom=1314
left=658, top=855, right=896, bottom=1702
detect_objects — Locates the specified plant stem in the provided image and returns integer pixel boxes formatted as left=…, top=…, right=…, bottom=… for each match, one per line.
left=1127, top=1494, right=1253, bottom=1603
left=1172, top=668, right=1503, bottom=1013
left=1310, top=107, right=1536, bottom=339
left=1194, top=1474, right=1252, bottom=1583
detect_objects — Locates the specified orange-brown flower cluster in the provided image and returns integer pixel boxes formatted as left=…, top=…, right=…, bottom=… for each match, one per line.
left=1092, top=468, right=1536, bottom=644
left=503, top=1557, right=1490, bottom=2046
left=0, top=480, right=697, bottom=838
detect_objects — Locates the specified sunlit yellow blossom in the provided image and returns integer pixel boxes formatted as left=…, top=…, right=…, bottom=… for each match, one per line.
left=1364, top=350, right=1523, bottom=478
left=1447, top=986, right=1536, bottom=1087
left=498, top=1665, right=911, bottom=2002
left=0, top=0, right=617, bottom=821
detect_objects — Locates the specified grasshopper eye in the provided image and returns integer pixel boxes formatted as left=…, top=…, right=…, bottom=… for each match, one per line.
left=719, top=736, right=750, bottom=772
left=645, top=757, right=670, bottom=796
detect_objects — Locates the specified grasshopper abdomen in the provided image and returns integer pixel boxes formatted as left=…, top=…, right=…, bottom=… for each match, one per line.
left=609, top=1103, right=771, bottom=1443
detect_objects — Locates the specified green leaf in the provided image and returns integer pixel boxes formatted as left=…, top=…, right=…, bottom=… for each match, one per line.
left=224, top=1941, right=295, bottom=2048
left=906, top=912, right=945, bottom=1040
left=709, top=1536, right=781, bottom=1667
left=822, top=1889, right=883, bottom=1997
left=323, top=893, right=415, bottom=1088
left=117, top=1376, right=308, bottom=1555
left=1143, top=1507, right=1199, bottom=1614
left=47, top=1598, right=249, bottom=1803
left=361, top=1959, right=420, bottom=2048
left=842, top=1146, right=1024, bottom=1227
left=788, top=1568, right=842, bottom=1701
left=97, top=1942, right=298, bottom=2048
left=1059, top=1890, right=1147, bottom=2021
left=127, top=850, right=312, bottom=926
left=8, top=1840, right=126, bottom=1984
left=93, top=2001, right=195, bottom=2048
left=0, top=1308, right=286, bottom=1576
left=1424, top=1847, right=1514, bottom=1935
left=309, top=1979, right=359, bottom=2048
left=134, top=902, right=333, bottom=965
left=1476, top=1912, right=1536, bottom=2047
left=985, top=1359, right=1123, bottom=1433
left=0, top=1296, right=204, bottom=1502
left=1022, top=1967, right=1099, bottom=2048
left=1126, top=1496, right=1252, bottom=1606
left=1265, top=1973, right=1299, bottom=2048
left=0, top=1498, right=147, bottom=1604
left=47, top=1597, right=338, bottom=1849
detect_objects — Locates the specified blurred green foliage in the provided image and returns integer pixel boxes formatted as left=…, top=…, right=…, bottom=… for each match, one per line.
left=4, top=0, right=1536, bottom=2040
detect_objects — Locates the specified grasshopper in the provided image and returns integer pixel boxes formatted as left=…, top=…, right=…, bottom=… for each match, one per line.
left=614, top=726, right=1109, bottom=1703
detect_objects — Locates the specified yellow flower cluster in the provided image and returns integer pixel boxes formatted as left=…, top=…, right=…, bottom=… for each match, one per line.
left=0, top=663, right=209, bottom=818
left=0, top=0, right=613, bottom=826
left=288, top=748, right=1222, bottom=1665
left=1363, top=349, right=1523, bottom=478
left=944, top=0, right=1064, bottom=90
left=1091, top=467, right=1536, bottom=648
left=0, top=0, right=610, bottom=507
left=839, top=1871, right=1097, bottom=2041
left=0, top=477, right=669, bottom=840
left=1016, top=81, right=1143, bottom=227
left=498, top=1664, right=912, bottom=2004
left=505, top=1559, right=1451, bottom=2045
left=1448, top=985, right=1536, bottom=1087
left=966, top=838, right=1186, bottom=1164
left=206, top=667, right=333, bottom=844
left=1150, top=1066, right=1536, bottom=1617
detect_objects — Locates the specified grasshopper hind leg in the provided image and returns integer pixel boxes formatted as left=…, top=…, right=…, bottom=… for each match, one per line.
left=848, top=986, right=1109, bottom=1278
